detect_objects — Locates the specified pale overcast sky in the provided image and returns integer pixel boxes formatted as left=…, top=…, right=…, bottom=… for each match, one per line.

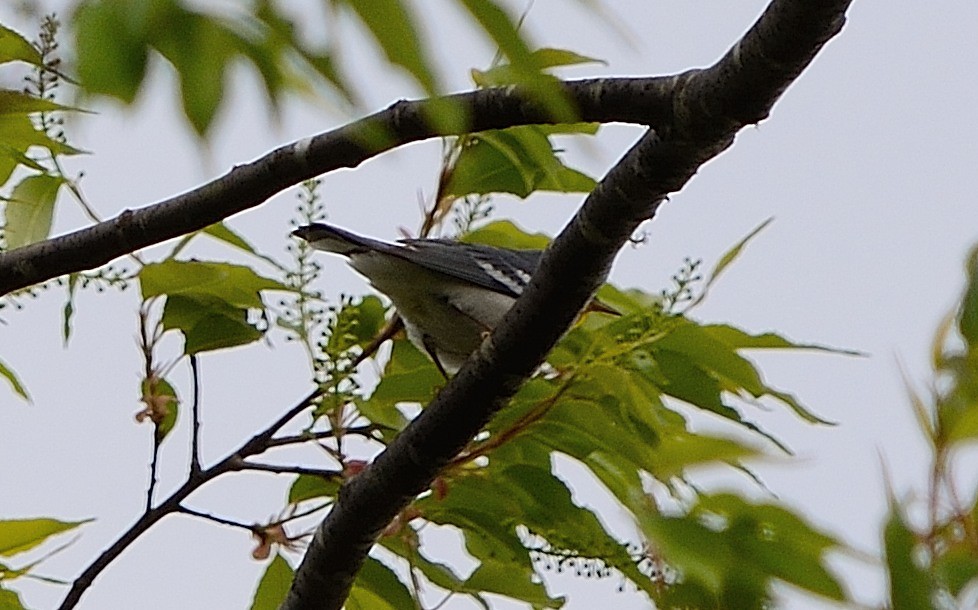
left=2, top=1, right=977, bottom=609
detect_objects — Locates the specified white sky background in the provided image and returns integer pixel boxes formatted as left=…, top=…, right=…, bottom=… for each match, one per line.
left=2, top=0, right=977, bottom=609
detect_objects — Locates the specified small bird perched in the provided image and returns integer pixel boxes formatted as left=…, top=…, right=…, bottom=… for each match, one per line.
left=292, top=223, right=547, bottom=377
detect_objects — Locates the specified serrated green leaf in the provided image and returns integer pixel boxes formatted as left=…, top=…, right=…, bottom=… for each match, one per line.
left=4, top=173, right=63, bottom=249
left=884, top=501, right=935, bottom=610
left=703, top=323, right=864, bottom=355
left=0, top=24, right=41, bottom=67
left=0, top=357, right=29, bottom=402
left=253, top=0, right=354, bottom=104
left=347, top=556, right=415, bottom=610
left=416, top=466, right=564, bottom=607
left=250, top=553, right=293, bottom=610
left=0, top=518, right=91, bottom=557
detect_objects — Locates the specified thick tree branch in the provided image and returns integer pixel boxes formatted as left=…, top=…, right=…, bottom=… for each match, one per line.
left=0, top=77, right=676, bottom=296
left=280, top=1, right=852, bottom=608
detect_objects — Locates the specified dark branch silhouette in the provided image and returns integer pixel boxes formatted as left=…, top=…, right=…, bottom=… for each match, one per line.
left=281, top=1, right=853, bottom=609
left=43, top=0, right=853, bottom=608
left=0, top=77, right=677, bottom=296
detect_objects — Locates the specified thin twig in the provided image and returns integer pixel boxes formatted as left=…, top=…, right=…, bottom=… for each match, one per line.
left=264, top=423, right=389, bottom=449
left=189, top=354, right=202, bottom=475
left=177, top=505, right=254, bottom=531
left=58, top=387, right=324, bottom=610
left=237, top=462, right=343, bottom=480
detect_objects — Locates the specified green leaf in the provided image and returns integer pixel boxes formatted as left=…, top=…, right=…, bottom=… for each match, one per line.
left=0, top=90, right=85, bottom=116
left=202, top=222, right=259, bottom=255
left=637, top=494, right=844, bottom=607
left=140, top=260, right=287, bottom=306
left=472, top=47, right=604, bottom=87
left=652, top=321, right=833, bottom=425
left=884, top=501, right=935, bottom=610
left=288, top=474, right=339, bottom=504
left=445, top=127, right=596, bottom=199
left=934, top=543, right=978, bottom=597
left=250, top=553, right=293, bottom=610
left=73, top=1, right=150, bottom=103
left=705, top=218, right=773, bottom=291
left=0, top=115, right=84, bottom=160
left=702, top=323, right=864, bottom=355
left=416, top=462, right=565, bottom=607
left=347, top=556, right=415, bottom=610
left=959, top=244, right=978, bottom=345
left=381, top=536, right=491, bottom=607
left=458, top=0, right=575, bottom=122
left=160, top=293, right=263, bottom=354
left=0, top=586, right=27, bottom=610
left=361, top=338, right=437, bottom=430
left=141, top=260, right=286, bottom=354
left=338, top=0, right=437, bottom=94
left=462, top=219, right=551, bottom=249
left=0, top=518, right=91, bottom=557
left=0, top=24, right=42, bottom=67
left=4, top=173, right=64, bottom=249
left=0, top=357, right=29, bottom=402
left=152, top=11, right=234, bottom=135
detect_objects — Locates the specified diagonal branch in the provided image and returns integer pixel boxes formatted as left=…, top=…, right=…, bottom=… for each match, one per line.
left=0, top=77, right=677, bottom=297
left=280, top=1, right=853, bottom=608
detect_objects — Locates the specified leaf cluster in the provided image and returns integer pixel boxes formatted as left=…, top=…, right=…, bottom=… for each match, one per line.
left=884, top=245, right=978, bottom=609
left=264, top=220, right=847, bottom=609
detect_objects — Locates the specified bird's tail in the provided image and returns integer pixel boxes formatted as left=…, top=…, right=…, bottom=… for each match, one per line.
left=291, top=223, right=394, bottom=256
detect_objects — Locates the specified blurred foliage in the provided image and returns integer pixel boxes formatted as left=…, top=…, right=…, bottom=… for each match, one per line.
left=883, top=245, right=978, bottom=609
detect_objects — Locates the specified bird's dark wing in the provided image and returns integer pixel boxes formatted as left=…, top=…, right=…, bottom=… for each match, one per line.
left=398, top=239, right=542, bottom=298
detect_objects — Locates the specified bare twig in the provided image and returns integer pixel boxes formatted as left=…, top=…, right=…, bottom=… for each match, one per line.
left=189, top=354, right=202, bottom=475
left=57, top=387, right=323, bottom=610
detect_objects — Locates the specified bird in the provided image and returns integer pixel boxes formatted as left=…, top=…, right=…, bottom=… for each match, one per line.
left=292, top=222, right=556, bottom=377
